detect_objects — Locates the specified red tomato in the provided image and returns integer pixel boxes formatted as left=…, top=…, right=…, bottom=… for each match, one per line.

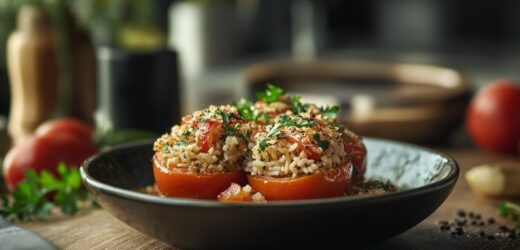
left=3, top=118, right=97, bottom=190
left=3, top=132, right=98, bottom=190
left=196, top=121, right=221, bottom=153
left=343, top=135, right=367, bottom=184
left=465, top=80, right=520, bottom=153
left=153, top=155, right=247, bottom=199
left=218, top=183, right=254, bottom=202
left=285, top=135, right=322, bottom=162
left=247, top=162, right=352, bottom=200
left=35, top=118, right=94, bottom=142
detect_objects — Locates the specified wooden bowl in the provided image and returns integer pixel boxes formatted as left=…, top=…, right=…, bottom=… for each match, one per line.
left=244, top=60, right=471, bottom=144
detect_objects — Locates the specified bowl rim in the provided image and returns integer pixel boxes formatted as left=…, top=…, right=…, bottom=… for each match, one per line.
left=80, top=138, right=459, bottom=208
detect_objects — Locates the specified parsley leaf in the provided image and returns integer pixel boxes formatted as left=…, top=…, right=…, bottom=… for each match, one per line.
left=182, top=131, right=191, bottom=137
left=291, top=96, right=309, bottom=114
left=0, top=163, right=90, bottom=222
left=233, top=98, right=255, bottom=121
left=313, top=133, right=329, bottom=151
left=319, top=106, right=339, bottom=120
left=175, top=140, right=187, bottom=146
left=216, top=109, right=229, bottom=124
left=256, top=83, right=284, bottom=104
left=259, top=139, right=272, bottom=151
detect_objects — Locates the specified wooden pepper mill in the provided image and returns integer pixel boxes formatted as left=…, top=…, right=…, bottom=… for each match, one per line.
left=7, top=5, right=59, bottom=145
left=7, top=5, right=96, bottom=145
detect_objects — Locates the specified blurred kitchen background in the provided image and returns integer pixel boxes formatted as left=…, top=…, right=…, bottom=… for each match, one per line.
left=1, top=0, right=520, bottom=152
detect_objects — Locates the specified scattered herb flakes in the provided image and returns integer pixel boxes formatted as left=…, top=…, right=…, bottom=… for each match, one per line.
left=256, top=83, right=284, bottom=104
left=175, top=140, right=188, bottom=146
left=182, top=131, right=191, bottom=137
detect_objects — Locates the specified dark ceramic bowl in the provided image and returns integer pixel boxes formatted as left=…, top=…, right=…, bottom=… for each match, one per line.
left=80, top=138, right=458, bottom=249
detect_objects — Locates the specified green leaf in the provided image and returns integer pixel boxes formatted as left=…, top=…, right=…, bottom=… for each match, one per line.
left=256, top=83, right=284, bottom=104
left=319, top=106, right=339, bottom=120
left=259, top=139, right=271, bottom=151
left=233, top=98, right=255, bottom=121
left=216, top=109, right=229, bottom=124
left=313, top=133, right=329, bottom=151
left=0, top=163, right=91, bottom=222
left=291, top=96, right=308, bottom=114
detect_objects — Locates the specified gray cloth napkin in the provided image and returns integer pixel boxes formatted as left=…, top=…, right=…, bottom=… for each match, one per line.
left=0, top=217, right=56, bottom=250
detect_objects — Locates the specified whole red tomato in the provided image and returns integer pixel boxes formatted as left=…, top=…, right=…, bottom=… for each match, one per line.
left=3, top=118, right=97, bottom=190
left=35, top=118, right=94, bottom=142
left=465, top=80, right=520, bottom=154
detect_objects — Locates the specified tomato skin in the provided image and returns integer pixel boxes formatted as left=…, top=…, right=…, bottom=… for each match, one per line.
left=197, top=121, right=221, bottom=153
left=218, top=183, right=253, bottom=202
left=247, top=162, right=352, bottom=200
left=153, top=155, right=247, bottom=199
left=35, top=118, right=94, bottom=142
left=343, top=136, right=367, bottom=184
left=3, top=132, right=98, bottom=190
left=465, top=80, right=520, bottom=153
left=285, top=135, right=322, bottom=162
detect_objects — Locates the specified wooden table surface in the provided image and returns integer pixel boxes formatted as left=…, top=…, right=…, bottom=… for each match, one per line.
left=16, top=148, right=520, bottom=250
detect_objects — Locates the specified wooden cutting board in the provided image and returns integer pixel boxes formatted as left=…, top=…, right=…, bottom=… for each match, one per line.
left=17, top=148, right=520, bottom=250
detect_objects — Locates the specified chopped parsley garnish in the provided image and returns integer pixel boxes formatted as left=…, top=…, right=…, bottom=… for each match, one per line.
left=221, top=124, right=247, bottom=142
left=233, top=98, right=255, bottom=121
left=182, top=131, right=191, bottom=137
left=291, top=96, right=309, bottom=114
left=256, top=83, right=284, bottom=104
left=199, top=117, right=206, bottom=123
left=334, top=123, right=345, bottom=132
left=175, top=140, right=187, bottom=146
left=266, top=115, right=316, bottom=139
left=216, top=109, right=229, bottom=124
left=319, top=106, right=339, bottom=120
left=313, top=133, right=329, bottom=151
left=259, top=139, right=272, bottom=151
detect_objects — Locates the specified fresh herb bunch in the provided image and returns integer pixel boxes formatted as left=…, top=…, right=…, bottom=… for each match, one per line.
left=498, top=201, right=520, bottom=236
left=0, top=163, right=90, bottom=221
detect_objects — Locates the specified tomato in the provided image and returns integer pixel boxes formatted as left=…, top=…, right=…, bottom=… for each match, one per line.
left=465, top=80, right=520, bottom=153
left=218, top=183, right=254, bottom=202
left=343, top=135, right=367, bottom=184
left=286, top=135, right=321, bottom=162
left=3, top=118, right=97, bottom=190
left=196, top=121, right=221, bottom=153
left=3, top=132, right=98, bottom=190
left=153, top=155, right=247, bottom=199
left=247, top=162, right=352, bottom=200
left=35, top=118, right=94, bottom=142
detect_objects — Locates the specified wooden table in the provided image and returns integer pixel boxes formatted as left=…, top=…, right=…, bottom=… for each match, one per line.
left=17, top=148, right=520, bottom=250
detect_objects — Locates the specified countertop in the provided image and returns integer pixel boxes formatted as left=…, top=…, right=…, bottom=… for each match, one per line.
left=15, top=147, right=520, bottom=250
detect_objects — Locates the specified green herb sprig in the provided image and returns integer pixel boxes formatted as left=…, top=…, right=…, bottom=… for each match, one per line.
left=319, top=106, right=339, bottom=120
left=0, top=163, right=90, bottom=222
left=498, top=201, right=520, bottom=236
left=256, top=83, right=284, bottom=104
left=265, top=115, right=317, bottom=139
